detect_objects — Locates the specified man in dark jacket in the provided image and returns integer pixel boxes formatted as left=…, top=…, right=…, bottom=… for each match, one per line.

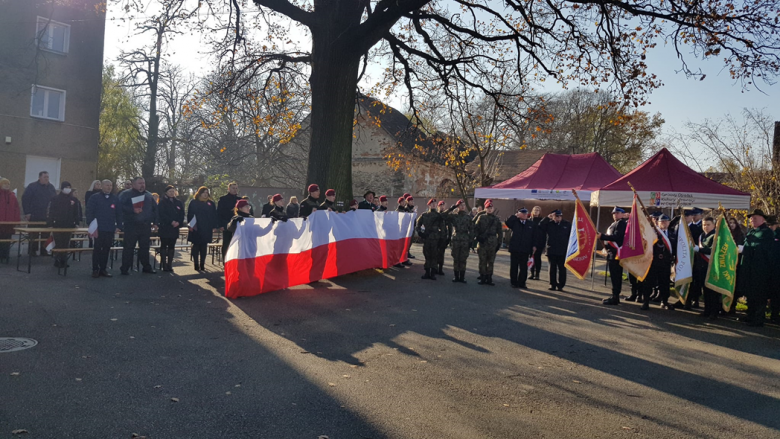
left=22, top=171, right=56, bottom=255
left=319, top=189, right=337, bottom=211
left=300, top=184, right=320, bottom=218
left=642, top=214, right=676, bottom=311
left=48, top=181, right=81, bottom=267
left=358, top=190, right=376, bottom=211
left=217, top=182, right=240, bottom=261
left=505, top=208, right=537, bottom=289
left=538, top=210, right=571, bottom=291
left=119, top=177, right=158, bottom=275
left=599, top=207, right=627, bottom=305
left=377, top=195, right=389, bottom=211
left=261, top=195, right=274, bottom=218
left=86, top=180, right=121, bottom=278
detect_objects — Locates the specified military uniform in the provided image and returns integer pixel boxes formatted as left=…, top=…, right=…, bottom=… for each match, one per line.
left=416, top=207, right=444, bottom=279
left=530, top=215, right=546, bottom=279
left=741, top=219, right=774, bottom=326
left=475, top=211, right=502, bottom=285
left=448, top=208, right=473, bottom=282
left=319, top=199, right=336, bottom=211
left=299, top=195, right=320, bottom=218
left=436, top=206, right=453, bottom=275
left=506, top=213, right=536, bottom=288
left=600, top=214, right=627, bottom=304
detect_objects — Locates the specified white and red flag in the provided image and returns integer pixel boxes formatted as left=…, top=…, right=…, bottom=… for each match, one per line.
left=131, top=195, right=145, bottom=210
left=224, top=210, right=417, bottom=298
left=564, top=196, right=598, bottom=279
left=619, top=194, right=657, bottom=281
left=88, top=218, right=98, bottom=238
left=45, top=234, right=55, bottom=252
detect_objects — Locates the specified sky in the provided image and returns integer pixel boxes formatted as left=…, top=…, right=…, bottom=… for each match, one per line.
left=103, top=4, right=780, bottom=166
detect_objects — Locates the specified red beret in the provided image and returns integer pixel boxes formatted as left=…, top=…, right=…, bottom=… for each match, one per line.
left=437, top=200, right=445, bottom=206
left=455, top=199, right=463, bottom=206
left=397, top=197, right=405, bottom=204
left=403, top=193, right=411, bottom=199
left=235, top=199, right=249, bottom=210
left=272, top=194, right=283, bottom=203
left=484, top=200, right=493, bottom=208
left=307, top=184, right=319, bottom=193
left=427, top=198, right=437, bottom=206
left=349, top=199, right=358, bottom=207
left=406, top=196, right=413, bottom=202
left=325, top=189, right=335, bottom=196
left=379, top=195, right=387, bottom=202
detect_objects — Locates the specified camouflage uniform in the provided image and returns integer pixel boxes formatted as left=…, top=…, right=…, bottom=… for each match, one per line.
left=436, top=209, right=453, bottom=274
left=416, top=209, right=444, bottom=279
left=449, top=210, right=474, bottom=282
left=475, top=212, right=502, bottom=283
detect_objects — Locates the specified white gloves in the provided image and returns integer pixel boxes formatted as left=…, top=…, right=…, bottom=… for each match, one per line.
left=738, top=245, right=744, bottom=254
left=693, top=245, right=700, bottom=252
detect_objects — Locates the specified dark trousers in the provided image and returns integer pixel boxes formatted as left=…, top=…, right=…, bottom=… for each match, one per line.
left=608, top=259, right=623, bottom=296
left=436, top=239, right=448, bottom=266
left=532, top=248, right=543, bottom=277
left=29, top=232, right=43, bottom=255
left=222, top=230, right=233, bottom=261
left=703, top=287, right=721, bottom=316
left=0, top=226, right=12, bottom=260
left=192, top=243, right=207, bottom=268
left=121, top=227, right=151, bottom=272
left=653, top=263, right=672, bottom=304
left=629, top=274, right=639, bottom=298
left=547, top=255, right=566, bottom=289
left=747, top=288, right=769, bottom=325
left=53, top=232, right=72, bottom=263
left=510, top=252, right=530, bottom=287
left=422, top=238, right=438, bottom=270
left=92, top=232, right=113, bottom=271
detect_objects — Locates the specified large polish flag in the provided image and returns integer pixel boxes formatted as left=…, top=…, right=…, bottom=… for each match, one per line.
left=224, top=210, right=417, bottom=298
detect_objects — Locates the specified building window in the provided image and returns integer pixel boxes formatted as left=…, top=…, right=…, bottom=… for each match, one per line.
left=36, top=16, right=70, bottom=54
left=30, top=85, right=66, bottom=121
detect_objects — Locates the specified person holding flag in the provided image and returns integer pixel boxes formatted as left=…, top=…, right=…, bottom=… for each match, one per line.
left=614, top=189, right=658, bottom=308
left=673, top=208, right=695, bottom=308
left=640, top=214, right=676, bottom=311
left=564, top=192, right=598, bottom=287
left=693, top=216, right=718, bottom=319
left=598, top=207, right=627, bottom=305
left=86, top=180, right=122, bottom=278
left=120, top=177, right=158, bottom=275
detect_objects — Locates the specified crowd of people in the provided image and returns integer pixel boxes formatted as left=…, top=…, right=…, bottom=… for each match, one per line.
left=2, top=173, right=779, bottom=327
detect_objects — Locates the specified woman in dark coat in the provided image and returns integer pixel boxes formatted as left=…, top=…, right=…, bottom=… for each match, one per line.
left=227, top=199, right=253, bottom=235
left=187, top=186, right=218, bottom=272
left=157, top=185, right=184, bottom=272
left=48, top=181, right=81, bottom=268
left=286, top=196, right=300, bottom=218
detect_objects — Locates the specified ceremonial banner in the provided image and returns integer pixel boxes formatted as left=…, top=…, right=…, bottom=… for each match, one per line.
left=564, top=196, right=598, bottom=279
left=673, top=217, right=694, bottom=304
left=225, top=210, right=417, bottom=298
left=619, top=195, right=656, bottom=281
left=704, top=216, right=738, bottom=311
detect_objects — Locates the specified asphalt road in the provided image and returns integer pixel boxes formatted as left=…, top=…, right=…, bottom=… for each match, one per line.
left=1, top=245, right=779, bottom=439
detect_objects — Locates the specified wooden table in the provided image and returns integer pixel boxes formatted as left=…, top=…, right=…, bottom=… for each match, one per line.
left=0, top=222, right=47, bottom=264
left=13, top=227, right=88, bottom=273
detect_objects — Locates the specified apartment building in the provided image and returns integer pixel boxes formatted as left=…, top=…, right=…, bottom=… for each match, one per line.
left=0, top=0, right=105, bottom=199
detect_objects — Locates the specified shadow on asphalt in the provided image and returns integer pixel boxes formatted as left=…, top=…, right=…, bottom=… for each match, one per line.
left=214, top=256, right=780, bottom=433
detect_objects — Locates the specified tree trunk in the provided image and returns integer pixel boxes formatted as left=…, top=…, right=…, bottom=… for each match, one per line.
left=306, top=6, right=362, bottom=204
left=143, top=112, right=159, bottom=179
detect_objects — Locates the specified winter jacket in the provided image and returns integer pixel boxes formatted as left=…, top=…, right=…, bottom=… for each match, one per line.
left=261, top=202, right=274, bottom=218
left=505, top=215, right=536, bottom=254
left=0, top=189, right=21, bottom=223
left=601, top=219, right=627, bottom=260
left=538, top=218, right=571, bottom=256
left=300, top=196, right=319, bottom=218
left=268, top=205, right=289, bottom=222
left=86, top=192, right=121, bottom=232
left=120, top=190, right=158, bottom=232
left=48, top=193, right=81, bottom=228
left=227, top=211, right=253, bottom=233
left=739, top=224, right=774, bottom=295
left=22, top=181, right=56, bottom=221
left=217, top=193, right=240, bottom=229
left=187, top=198, right=218, bottom=245
left=84, top=190, right=99, bottom=207
left=158, top=196, right=185, bottom=239
left=286, top=203, right=300, bottom=218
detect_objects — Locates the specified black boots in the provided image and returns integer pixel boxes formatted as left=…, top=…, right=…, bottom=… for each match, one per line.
left=478, top=274, right=494, bottom=286
left=162, top=248, right=175, bottom=272
left=421, top=268, right=436, bottom=280
left=452, top=271, right=467, bottom=283
left=602, top=294, right=620, bottom=305
left=437, top=264, right=445, bottom=275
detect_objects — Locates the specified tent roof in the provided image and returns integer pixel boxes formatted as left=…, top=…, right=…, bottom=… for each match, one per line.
left=474, top=152, right=622, bottom=200
left=591, top=148, right=751, bottom=209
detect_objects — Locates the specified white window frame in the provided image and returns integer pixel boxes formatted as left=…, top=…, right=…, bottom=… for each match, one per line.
left=36, top=16, right=70, bottom=54
left=30, top=85, right=67, bottom=122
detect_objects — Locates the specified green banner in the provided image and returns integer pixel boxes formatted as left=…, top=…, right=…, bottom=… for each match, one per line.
left=704, top=216, right=738, bottom=305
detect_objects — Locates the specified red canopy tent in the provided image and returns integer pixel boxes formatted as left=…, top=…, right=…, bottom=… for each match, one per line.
left=590, top=148, right=751, bottom=209
left=474, top=152, right=622, bottom=200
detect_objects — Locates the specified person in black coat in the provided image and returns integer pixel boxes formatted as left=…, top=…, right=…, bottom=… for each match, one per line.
left=529, top=206, right=546, bottom=280
left=505, top=207, right=537, bottom=289
left=268, top=194, right=289, bottom=222
left=217, top=183, right=240, bottom=261
left=22, top=171, right=57, bottom=255
left=599, top=207, right=627, bottom=305
left=358, top=190, right=376, bottom=211
left=48, top=181, right=81, bottom=267
left=299, top=184, right=320, bottom=218
left=640, top=214, right=676, bottom=311
left=85, top=179, right=121, bottom=277
left=261, top=195, right=274, bottom=218
left=158, top=185, right=185, bottom=272
left=286, top=196, right=300, bottom=218
left=119, top=177, right=159, bottom=275
left=227, top=199, right=254, bottom=234
left=187, top=186, right=219, bottom=272
left=538, top=210, right=571, bottom=291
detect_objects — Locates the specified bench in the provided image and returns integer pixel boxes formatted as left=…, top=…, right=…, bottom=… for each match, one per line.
left=50, top=248, right=94, bottom=275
